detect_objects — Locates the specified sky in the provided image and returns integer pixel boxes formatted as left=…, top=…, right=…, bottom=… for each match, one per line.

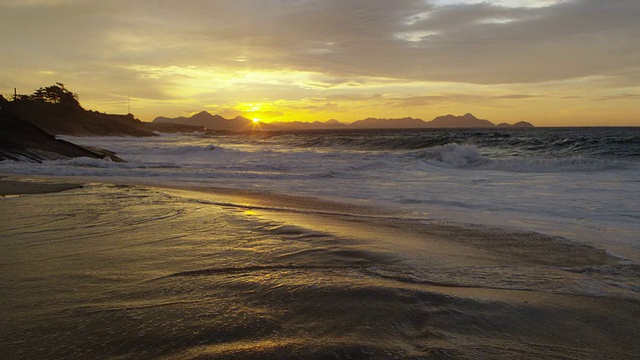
left=0, top=0, right=638, bottom=126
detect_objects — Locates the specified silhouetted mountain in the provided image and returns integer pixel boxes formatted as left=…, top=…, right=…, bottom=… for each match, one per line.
left=0, top=86, right=134, bottom=161
left=496, top=121, right=535, bottom=128
left=154, top=111, right=535, bottom=131
left=263, top=119, right=348, bottom=130
left=349, top=117, right=427, bottom=129
left=153, top=112, right=253, bottom=131
left=326, top=113, right=526, bottom=129
left=5, top=99, right=154, bottom=137
left=324, top=119, right=345, bottom=127
left=426, top=113, right=495, bottom=128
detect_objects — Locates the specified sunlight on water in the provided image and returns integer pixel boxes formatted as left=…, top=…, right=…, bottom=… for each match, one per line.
left=1, top=183, right=639, bottom=359
left=2, top=128, right=636, bottom=260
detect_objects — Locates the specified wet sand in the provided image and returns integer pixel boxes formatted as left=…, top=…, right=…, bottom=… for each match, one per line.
left=0, top=177, right=82, bottom=196
left=1, top=176, right=639, bottom=359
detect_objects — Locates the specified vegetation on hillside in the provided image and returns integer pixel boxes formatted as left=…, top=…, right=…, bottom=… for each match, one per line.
left=2, top=84, right=154, bottom=136
left=12, top=83, right=81, bottom=107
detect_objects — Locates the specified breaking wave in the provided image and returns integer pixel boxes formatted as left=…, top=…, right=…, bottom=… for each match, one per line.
left=252, top=128, right=640, bottom=160
left=410, top=143, right=628, bottom=172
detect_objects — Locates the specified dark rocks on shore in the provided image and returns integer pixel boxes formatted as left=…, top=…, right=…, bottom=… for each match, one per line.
left=0, top=109, right=124, bottom=163
left=0, top=87, right=137, bottom=163
left=6, top=100, right=155, bottom=137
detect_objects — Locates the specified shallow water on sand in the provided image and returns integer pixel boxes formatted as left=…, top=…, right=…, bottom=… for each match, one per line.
left=1, top=184, right=639, bottom=359
left=3, top=128, right=640, bottom=261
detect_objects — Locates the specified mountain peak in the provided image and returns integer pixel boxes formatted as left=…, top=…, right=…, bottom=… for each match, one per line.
left=153, top=111, right=534, bottom=130
left=191, top=111, right=219, bottom=120
left=428, top=113, right=494, bottom=128
left=349, top=117, right=427, bottom=129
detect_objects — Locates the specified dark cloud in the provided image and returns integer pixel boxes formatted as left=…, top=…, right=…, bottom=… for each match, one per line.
left=386, top=93, right=544, bottom=107
left=2, top=0, right=638, bottom=85
left=98, top=0, right=637, bottom=85
left=597, top=94, right=640, bottom=101
left=298, top=102, right=340, bottom=113
left=0, top=0, right=638, bottom=123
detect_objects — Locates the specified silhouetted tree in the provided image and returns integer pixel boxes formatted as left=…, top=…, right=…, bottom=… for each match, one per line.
left=31, top=83, right=79, bottom=106
left=13, top=94, right=33, bottom=101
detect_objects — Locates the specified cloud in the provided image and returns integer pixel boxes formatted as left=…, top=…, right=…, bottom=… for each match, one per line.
left=386, top=93, right=544, bottom=107
left=597, top=94, right=640, bottom=102
left=0, top=0, right=638, bottom=124
left=430, top=0, right=568, bottom=9
left=0, top=0, right=80, bottom=7
left=96, top=0, right=637, bottom=85
left=3, top=0, right=638, bottom=85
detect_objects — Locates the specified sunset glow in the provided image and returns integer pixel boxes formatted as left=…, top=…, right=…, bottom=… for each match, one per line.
left=1, top=0, right=638, bottom=126
left=2, top=2, right=639, bottom=357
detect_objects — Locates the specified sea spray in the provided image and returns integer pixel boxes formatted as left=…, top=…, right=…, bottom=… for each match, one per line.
left=2, top=128, right=639, bottom=261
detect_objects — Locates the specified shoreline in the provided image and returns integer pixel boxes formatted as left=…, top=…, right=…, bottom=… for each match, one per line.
left=0, top=174, right=627, bottom=265
left=0, top=173, right=625, bottom=269
left=0, top=173, right=394, bottom=217
left=0, top=176, right=83, bottom=196
left=1, top=174, right=639, bottom=359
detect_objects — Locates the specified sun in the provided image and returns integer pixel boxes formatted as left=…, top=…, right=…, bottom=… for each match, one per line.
left=252, top=118, right=260, bottom=123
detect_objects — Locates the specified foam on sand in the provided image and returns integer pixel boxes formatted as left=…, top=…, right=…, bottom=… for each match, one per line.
left=1, top=178, right=638, bottom=359
left=0, top=177, right=82, bottom=196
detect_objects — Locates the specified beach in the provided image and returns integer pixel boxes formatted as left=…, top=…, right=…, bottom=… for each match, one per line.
left=1, top=175, right=639, bottom=359
left=0, top=176, right=83, bottom=196
left=3, top=0, right=640, bottom=357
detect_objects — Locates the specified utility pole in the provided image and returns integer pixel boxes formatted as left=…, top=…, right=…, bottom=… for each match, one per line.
left=128, top=94, right=131, bottom=115
left=14, top=87, right=17, bottom=100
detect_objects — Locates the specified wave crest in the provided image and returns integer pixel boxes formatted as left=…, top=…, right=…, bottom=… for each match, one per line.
left=414, top=144, right=489, bottom=168
left=412, top=144, right=627, bottom=172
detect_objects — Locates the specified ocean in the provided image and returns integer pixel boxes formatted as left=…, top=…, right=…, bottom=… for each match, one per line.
left=3, top=127, right=640, bottom=259
left=1, top=127, right=639, bottom=359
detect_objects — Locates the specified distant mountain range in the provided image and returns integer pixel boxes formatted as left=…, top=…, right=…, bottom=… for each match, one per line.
left=154, top=112, right=254, bottom=131
left=2, top=84, right=536, bottom=163
left=153, top=112, right=534, bottom=131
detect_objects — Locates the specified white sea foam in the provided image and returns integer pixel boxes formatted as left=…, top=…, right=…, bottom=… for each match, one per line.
left=2, top=132, right=639, bottom=261
left=413, top=143, right=628, bottom=172
left=413, top=143, right=488, bottom=168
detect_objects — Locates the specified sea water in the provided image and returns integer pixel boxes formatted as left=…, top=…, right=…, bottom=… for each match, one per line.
left=2, top=182, right=637, bottom=359
left=2, top=127, right=639, bottom=260
left=2, top=127, right=640, bottom=359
